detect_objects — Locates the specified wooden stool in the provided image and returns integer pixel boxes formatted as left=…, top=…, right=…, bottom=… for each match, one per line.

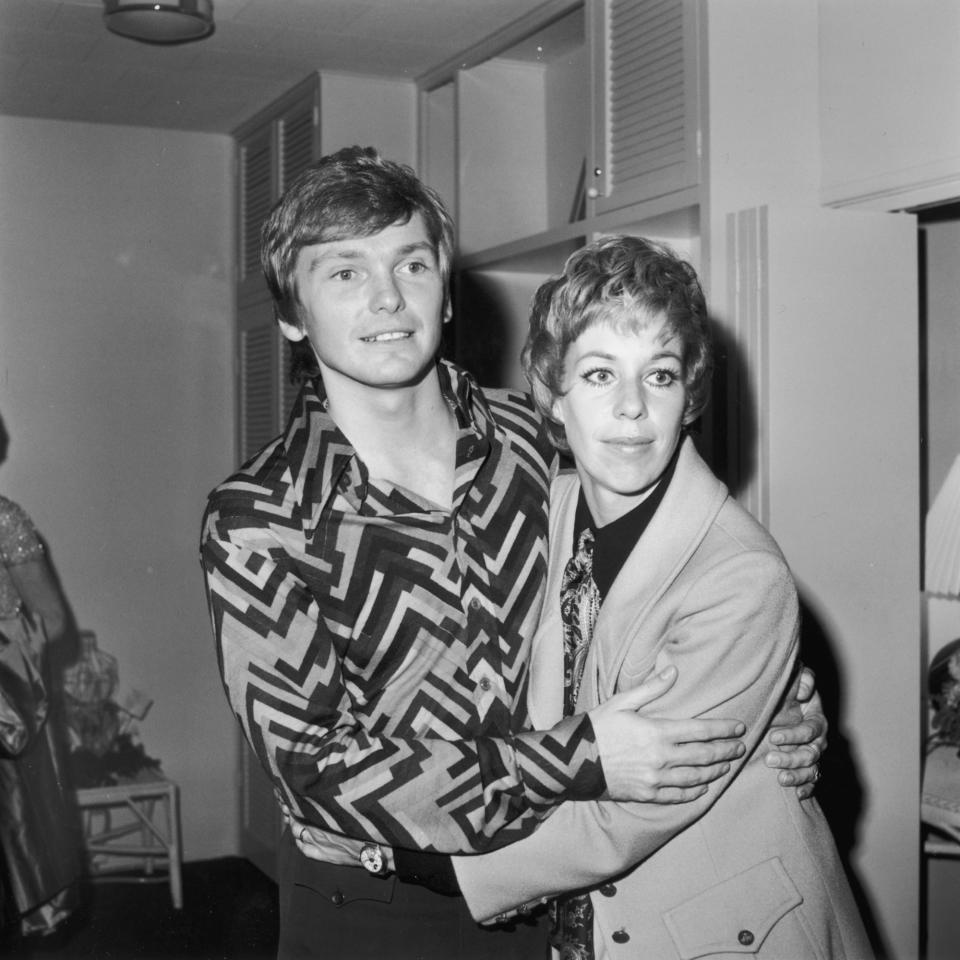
left=75, top=773, right=183, bottom=909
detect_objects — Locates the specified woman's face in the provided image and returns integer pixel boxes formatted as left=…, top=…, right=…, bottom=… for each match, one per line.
left=553, top=312, right=687, bottom=527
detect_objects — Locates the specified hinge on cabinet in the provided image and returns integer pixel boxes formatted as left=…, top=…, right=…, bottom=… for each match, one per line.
left=696, top=128, right=702, bottom=159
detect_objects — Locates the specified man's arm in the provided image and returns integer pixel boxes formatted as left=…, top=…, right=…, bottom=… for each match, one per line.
left=201, top=508, right=745, bottom=855
left=286, top=669, right=824, bottom=893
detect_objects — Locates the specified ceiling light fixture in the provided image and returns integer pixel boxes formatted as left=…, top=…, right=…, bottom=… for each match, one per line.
left=103, top=1, right=214, bottom=45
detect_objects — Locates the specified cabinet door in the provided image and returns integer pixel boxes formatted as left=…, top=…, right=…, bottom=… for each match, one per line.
left=589, top=0, right=701, bottom=214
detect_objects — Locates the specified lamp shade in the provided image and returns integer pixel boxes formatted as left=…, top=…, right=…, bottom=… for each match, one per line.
left=103, top=1, right=214, bottom=44
left=926, top=454, right=960, bottom=597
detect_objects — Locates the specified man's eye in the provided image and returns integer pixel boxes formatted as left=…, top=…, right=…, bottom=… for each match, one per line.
left=404, top=260, right=427, bottom=274
left=333, top=268, right=355, bottom=281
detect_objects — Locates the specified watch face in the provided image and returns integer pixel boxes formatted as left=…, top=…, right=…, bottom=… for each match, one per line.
left=361, top=844, right=384, bottom=874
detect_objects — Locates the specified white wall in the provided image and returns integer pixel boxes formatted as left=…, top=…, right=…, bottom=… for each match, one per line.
left=0, top=116, right=237, bottom=861
left=703, top=5, right=929, bottom=957
left=320, top=71, right=416, bottom=165
left=819, top=0, right=960, bottom=209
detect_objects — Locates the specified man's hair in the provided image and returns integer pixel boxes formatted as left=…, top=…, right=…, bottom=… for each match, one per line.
left=521, top=235, right=713, bottom=451
left=260, top=146, right=456, bottom=379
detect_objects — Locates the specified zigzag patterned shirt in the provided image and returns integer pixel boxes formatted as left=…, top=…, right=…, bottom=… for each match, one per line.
left=200, top=360, right=605, bottom=854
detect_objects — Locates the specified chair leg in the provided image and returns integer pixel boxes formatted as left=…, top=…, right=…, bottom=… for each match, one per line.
left=167, top=784, right=183, bottom=910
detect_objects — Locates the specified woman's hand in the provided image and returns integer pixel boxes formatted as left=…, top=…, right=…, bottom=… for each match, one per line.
left=588, top=666, right=746, bottom=803
left=280, top=802, right=394, bottom=869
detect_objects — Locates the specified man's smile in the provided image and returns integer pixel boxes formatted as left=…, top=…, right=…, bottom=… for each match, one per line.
left=361, top=331, right=413, bottom=343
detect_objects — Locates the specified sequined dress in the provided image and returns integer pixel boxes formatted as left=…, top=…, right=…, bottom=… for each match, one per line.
left=0, top=495, right=81, bottom=937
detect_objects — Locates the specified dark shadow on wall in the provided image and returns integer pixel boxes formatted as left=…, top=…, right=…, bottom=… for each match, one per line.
left=444, top=270, right=516, bottom=388
left=696, top=314, right=755, bottom=500
left=796, top=596, right=889, bottom=959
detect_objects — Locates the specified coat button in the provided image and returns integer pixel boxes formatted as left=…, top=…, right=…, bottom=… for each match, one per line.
left=478, top=677, right=493, bottom=691
left=598, top=883, right=617, bottom=897
left=611, top=928, right=630, bottom=944
left=331, top=890, right=345, bottom=906
left=738, top=929, right=755, bottom=946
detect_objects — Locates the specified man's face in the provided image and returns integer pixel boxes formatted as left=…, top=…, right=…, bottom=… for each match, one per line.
left=553, top=312, right=687, bottom=527
left=282, top=213, right=447, bottom=393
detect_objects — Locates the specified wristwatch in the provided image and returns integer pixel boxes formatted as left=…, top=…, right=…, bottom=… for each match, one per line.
left=360, top=843, right=389, bottom=876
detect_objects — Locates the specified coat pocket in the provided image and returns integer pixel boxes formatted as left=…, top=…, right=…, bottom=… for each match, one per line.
left=662, top=857, right=802, bottom=958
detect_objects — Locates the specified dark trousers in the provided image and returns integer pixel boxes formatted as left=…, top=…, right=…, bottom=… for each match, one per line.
left=277, top=829, right=547, bottom=960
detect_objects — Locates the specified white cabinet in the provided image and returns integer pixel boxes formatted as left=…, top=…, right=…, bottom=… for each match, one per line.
left=418, top=0, right=703, bottom=387
left=589, top=0, right=701, bottom=215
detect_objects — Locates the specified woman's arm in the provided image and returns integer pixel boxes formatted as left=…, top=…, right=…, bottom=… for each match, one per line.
left=8, top=557, right=69, bottom=647
left=454, top=548, right=800, bottom=920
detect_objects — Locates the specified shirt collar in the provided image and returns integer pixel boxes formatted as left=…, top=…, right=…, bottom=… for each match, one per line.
left=279, top=359, right=494, bottom=531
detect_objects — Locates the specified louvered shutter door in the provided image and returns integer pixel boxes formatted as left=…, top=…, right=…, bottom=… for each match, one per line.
left=279, top=100, right=317, bottom=192
left=239, top=321, right=279, bottom=462
left=235, top=78, right=318, bottom=468
left=592, top=0, right=700, bottom=213
left=239, top=127, right=274, bottom=288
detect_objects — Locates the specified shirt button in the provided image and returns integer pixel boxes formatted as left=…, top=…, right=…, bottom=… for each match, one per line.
left=738, top=930, right=755, bottom=946
left=611, top=928, right=630, bottom=944
left=478, top=677, right=492, bottom=692
left=598, top=883, right=617, bottom=897
left=469, top=598, right=481, bottom=610
left=331, top=890, right=345, bottom=906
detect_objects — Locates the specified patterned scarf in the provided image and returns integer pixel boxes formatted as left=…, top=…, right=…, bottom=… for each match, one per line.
left=549, top=527, right=601, bottom=960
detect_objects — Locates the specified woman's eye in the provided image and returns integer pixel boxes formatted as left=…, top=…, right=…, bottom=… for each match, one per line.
left=648, top=368, right=679, bottom=387
left=403, top=260, right=428, bottom=275
left=583, top=367, right=614, bottom=385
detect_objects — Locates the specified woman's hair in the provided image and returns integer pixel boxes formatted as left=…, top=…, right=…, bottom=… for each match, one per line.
left=260, top=146, right=456, bottom=382
left=521, top=235, right=713, bottom=451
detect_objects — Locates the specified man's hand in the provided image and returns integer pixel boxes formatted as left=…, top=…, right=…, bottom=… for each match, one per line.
left=588, top=666, right=746, bottom=803
left=764, top=665, right=827, bottom=799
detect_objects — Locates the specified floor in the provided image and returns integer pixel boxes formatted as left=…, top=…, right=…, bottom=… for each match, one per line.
left=4, top=857, right=278, bottom=960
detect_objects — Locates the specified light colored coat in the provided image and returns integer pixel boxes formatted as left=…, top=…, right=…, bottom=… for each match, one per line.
left=454, top=438, right=872, bottom=959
